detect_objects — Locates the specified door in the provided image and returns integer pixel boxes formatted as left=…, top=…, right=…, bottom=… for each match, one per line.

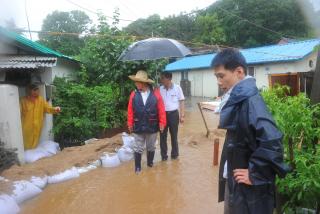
left=269, top=73, right=299, bottom=96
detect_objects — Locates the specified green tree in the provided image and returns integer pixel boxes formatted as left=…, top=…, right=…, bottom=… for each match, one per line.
left=205, top=0, right=313, bottom=47
left=78, top=14, right=167, bottom=107
left=39, top=10, right=91, bottom=56
left=161, top=13, right=197, bottom=42
left=194, top=14, right=226, bottom=45
left=124, top=14, right=163, bottom=37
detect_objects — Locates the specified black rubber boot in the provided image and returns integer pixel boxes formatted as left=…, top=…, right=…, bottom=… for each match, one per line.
left=134, top=152, right=142, bottom=174
left=147, top=151, right=155, bottom=167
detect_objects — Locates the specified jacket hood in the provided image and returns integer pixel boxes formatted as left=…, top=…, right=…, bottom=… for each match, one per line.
left=224, top=77, right=258, bottom=108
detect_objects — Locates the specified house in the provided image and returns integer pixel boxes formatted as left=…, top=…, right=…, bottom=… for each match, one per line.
left=0, top=27, right=79, bottom=161
left=165, top=39, right=320, bottom=97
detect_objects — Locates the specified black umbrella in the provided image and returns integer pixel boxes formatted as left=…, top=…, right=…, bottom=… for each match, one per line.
left=118, top=37, right=192, bottom=61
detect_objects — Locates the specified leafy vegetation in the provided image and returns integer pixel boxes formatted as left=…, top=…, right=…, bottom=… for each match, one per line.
left=38, top=10, right=91, bottom=56
left=262, top=86, right=320, bottom=212
left=125, top=0, right=318, bottom=48
left=52, top=13, right=168, bottom=144
left=52, top=77, right=125, bottom=144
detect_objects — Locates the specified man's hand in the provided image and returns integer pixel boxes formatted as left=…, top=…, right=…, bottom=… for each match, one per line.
left=233, top=169, right=252, bottom=185
left=159, top=125, right=165, bottom=133
left=55, top=106, right=61, bottom=113
left=128, top=126, right=133, bottom=133
left=180, top=115, right=185, bottom=124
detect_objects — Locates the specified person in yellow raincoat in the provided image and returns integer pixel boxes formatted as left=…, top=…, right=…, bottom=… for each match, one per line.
left=20, top=84, right=61, bottom=150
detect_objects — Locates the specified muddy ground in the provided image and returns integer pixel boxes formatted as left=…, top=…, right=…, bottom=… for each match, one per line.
left=6, top=97, right=227, bottom=214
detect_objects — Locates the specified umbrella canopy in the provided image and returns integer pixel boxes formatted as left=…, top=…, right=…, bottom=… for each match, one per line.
left=118, top=37, right=192, bottom=61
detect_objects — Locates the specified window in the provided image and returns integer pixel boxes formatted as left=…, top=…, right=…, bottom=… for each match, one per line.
left=248, top=66, right=255, bottom=77
left=309, top=60, right=314, bottom=68
left=181, top=71, right=189, bottom=80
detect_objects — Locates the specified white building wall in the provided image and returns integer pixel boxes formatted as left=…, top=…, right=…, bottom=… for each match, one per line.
left=254, top=52, right=317, bottom=90
left=170, top=51, right=317, bottom=98
left=0, top=42, right=16, bottom=54
left=39, top=68, right=54, bottom=142
left=52, top=58, right=78, bottom=80
left=172, top=69, right=218, bottom=98
left=172, top=72, right=181, bottom=85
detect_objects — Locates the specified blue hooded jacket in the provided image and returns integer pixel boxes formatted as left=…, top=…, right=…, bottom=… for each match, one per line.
left=218, top=77, right=290, bottom=203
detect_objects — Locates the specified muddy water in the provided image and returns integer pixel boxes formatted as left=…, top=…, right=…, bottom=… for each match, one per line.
left=21, top=98, right=225, bottom=214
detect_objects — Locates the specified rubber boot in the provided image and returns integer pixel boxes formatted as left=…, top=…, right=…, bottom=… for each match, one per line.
left=134, top=152, right=142, bottom=174
left=147, top=151, right=155, bottom=167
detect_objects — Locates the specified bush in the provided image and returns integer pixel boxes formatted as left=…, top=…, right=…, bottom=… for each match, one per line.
left=52, top=77, right=126, bottom=145
left=261, top=85, right=320, bottom=212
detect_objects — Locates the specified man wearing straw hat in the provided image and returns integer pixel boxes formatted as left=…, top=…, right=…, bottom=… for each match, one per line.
left=127, top=70, right=166, bottom=174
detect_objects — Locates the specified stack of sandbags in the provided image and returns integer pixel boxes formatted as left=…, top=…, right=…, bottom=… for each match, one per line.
left=0, top=194, right=20, bottom=214
left=121, top=132, right=135, bottom=149
left=11, top=180, right=42, bottom=204
left=101, top=153, right=121, bottom=168
left=117, top=146, right=134, bottom=162
left=24, top=141, right=60, bottom=163
left=48, top=167, right=80, bottom=184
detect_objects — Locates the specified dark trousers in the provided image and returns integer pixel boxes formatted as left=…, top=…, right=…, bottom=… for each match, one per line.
left=227, top=183, right=274, bottom=214
left=160, top=110, right=179, bottom=159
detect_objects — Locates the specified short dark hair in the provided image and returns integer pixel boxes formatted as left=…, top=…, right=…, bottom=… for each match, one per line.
left=161, top=72, right=172, bottom=80
left=211, top=48, right=247, bottom=75
left=28, top=83, right=39, bottom=90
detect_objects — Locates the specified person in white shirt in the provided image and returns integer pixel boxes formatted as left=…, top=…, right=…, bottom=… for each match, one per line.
left=159, top=72, right=185, bottom=160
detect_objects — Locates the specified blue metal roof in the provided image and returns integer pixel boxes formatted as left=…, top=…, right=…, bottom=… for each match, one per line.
left=165, top=39, right=320, bottom=72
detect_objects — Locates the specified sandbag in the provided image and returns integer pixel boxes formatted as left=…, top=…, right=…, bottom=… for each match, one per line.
left=24, top=148, right=48, bottom=163
left=0, top=194, right=20, bottom=214
left=30, top=176, right=48, bottom=189
left=48, top=167, right=80, bottom=184
left=77, top=164, right=97, bottom=174
left=24, top=141, right=60, bottom=163
left=121, top=133, right=135, bottom=149
left=117, top=146, right=134, bottom=162
left=89, top=160, right=101, bottom=167
left=38, top=141, right=60, bottom=155
left=11, top=180, right=42, bottom=204
left=101, top=153, right=121, bottom=168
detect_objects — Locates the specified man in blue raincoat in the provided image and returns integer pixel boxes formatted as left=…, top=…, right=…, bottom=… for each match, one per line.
left=212, top=48, right=290, bottom=214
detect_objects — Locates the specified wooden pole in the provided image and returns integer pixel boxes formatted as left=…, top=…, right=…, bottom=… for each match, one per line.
left=197, top=102, right=210, bottom=137
left=213, top=138, right=219, bottom=166
left=310, top=49, right=320, bottom=104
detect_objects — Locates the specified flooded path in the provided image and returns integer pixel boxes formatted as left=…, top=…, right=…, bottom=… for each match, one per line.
left=21, top=98, right=225, bottom=214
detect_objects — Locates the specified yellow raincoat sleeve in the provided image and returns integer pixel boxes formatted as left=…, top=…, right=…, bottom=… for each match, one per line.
left=42, top=98, right=57, bottom=114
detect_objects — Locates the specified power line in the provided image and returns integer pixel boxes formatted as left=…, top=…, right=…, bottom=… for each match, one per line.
left=215, top=5, right=299, bottom=40
left=64, top=0, right=134, bottom=22
left=24, top=0, right=32, bottom=40
left=17, top=29, right=307, bottom=59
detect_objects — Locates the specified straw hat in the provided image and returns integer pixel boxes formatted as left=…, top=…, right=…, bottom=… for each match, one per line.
left=128, top=70, right=154, bottom=83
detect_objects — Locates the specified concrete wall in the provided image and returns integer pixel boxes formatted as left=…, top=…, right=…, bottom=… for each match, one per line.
left=254, top=52, right=317, bottom=90
left=171, top=51, right=318, bottom=98
left=38, top=58, right=78, bottom=143
left=39, top=68, right=53, bottom=143
left=172, top=69, right=218, bottom=98
left=52, top=58, right=78, bottom=80
left=0, top=42, right=16, bottom=54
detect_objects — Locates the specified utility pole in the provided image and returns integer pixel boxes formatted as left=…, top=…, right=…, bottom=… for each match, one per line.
left=310, top=49, right=320, bottom=104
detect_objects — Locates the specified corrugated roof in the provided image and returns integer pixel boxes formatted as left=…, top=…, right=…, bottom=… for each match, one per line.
left=0, top=56, right=57, bottom=69
left=0, top=27, right=76, bottom=62
left=165, top=39, right=320, bottom=72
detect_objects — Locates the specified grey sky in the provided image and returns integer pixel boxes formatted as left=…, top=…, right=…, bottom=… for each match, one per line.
left=0, top=0, right=215, bottom=36
left=0, top=0, right=319, bottom=40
